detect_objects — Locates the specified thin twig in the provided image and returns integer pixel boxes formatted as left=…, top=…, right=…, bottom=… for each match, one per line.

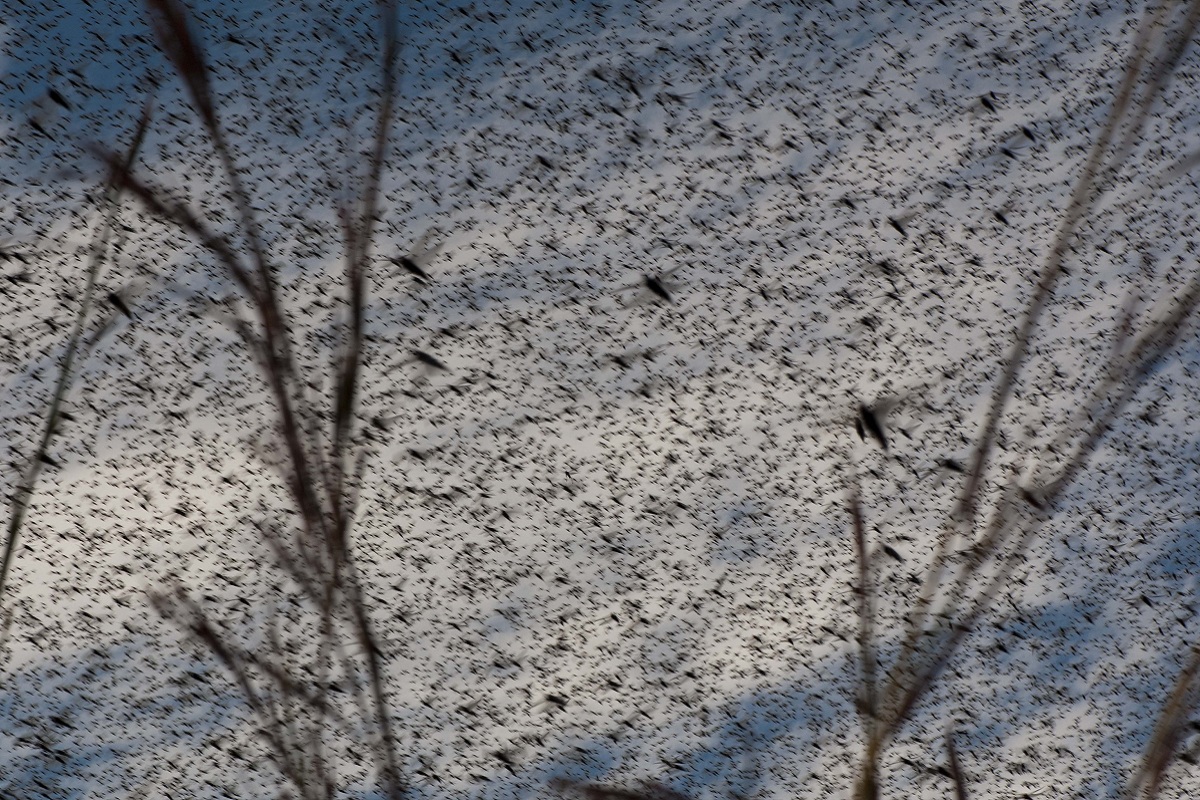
left=858, top=3, right=1200, bottom=793
left=1125, top=643, right=1200, bottom=800
left=0, top=98, right=153, bottom=605
left=946, top=728, right=968, bottom=800
left=850, top=486, right=878, bottom=740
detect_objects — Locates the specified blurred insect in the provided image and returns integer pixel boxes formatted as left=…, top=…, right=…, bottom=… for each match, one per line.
left=0, top=239, right=30, bottom=265
left=608, top=346, right=657, bottom=370
left=1019, top=485, right=1046, bottom=510
left=919, top=456, right=965, bottom=485
left=644, top=274, right=674, bottom=302
left=47, top=88, right=71, bottom=110
left=534, top=693, right=569, bottom=713
left=412, top=349, right=448, bottom=371
left=655, top=88, right=696, bottom=106
left=995, top=127, right=1037, bottom=160
left=756, top=278, right=787, bottom=302
left=850, top=387, right=933, bottom=452
left=491, top=746, right=523, bottom=774
left=714, top=502, right=773, bottom=536
left=86, top=273, right=164, bottom=349
left=618, top=264, right=684, bottom=306
left=856, top=401, right=891, bottom=450
left=107, top=291, right=135, bottom=320
left=990, top=197, right=1020, bottom=226
left=531, top=154, right=557, bottom=172
left=390, top=227, right=444, bottom=283
left=886, top=208, right=921, bottom=238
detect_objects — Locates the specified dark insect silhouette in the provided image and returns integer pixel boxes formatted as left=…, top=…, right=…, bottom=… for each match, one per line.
left=0, top=239, right=29, bottom=264
left=107, top=292, right=135, bottom=319
left=390, top=228, right=443, bottom=283
left=645, top=274, right=673, bottom=302
left=619, top=265, right=684, bottom=306
left=885, top=208, right=919, bottom=238
left=1020, top=486, right=1046, bottom=509
left=413, top=350, right=448, bottom=371
left=851, top=391, right=922, bottom=452
left=857, top=402, right=888, bottom=450
left=395, top=254, right=430, bottom=282
left=536, top=693, right=569, bottom=711
left=609, top=347, right=656, bottom=370
left=491, top=747, right=522, bottom=774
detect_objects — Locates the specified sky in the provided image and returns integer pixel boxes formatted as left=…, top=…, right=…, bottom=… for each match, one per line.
left=4, top=0, right=1200, bottom=798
